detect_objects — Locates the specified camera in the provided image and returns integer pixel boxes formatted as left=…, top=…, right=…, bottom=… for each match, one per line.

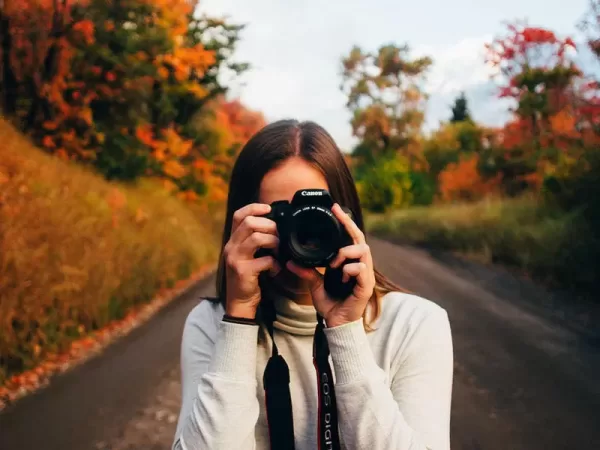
left=258, top=189, right=358, bottom=299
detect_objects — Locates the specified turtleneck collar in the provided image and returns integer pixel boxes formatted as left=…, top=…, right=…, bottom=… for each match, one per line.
left=271, top=294, right=318, bottom=336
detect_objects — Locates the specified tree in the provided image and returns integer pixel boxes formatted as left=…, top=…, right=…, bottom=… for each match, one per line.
left=340, top=43, right=432, bottom=165
left=485, top=21, right=580, bottom=142
left=450, top=91, right=472, bottom=122
left=0, top=0, right=255, bottom=199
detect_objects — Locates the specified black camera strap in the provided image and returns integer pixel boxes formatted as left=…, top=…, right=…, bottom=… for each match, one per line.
left=263, top=303, right=296, bottom=450
left=313, top=314, right=342, bottom=450
left=262, top=303, right=341, bottom=450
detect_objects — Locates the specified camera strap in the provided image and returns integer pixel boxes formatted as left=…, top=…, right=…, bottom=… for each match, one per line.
left=263, top=304, right=296, bottom=450
left=262, top=300, right=341, bottom=450
left=313, top=314, right=342, bottom=450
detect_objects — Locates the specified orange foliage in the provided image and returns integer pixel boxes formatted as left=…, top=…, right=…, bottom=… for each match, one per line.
left=439, top=155, right=501, bottom=202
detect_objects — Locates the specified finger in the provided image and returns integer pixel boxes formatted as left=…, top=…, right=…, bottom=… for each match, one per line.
left=238, top=231, right=279, bottom=256
left=247, top=255, right=277, bottom=275
left=332, top=203, right=365, bottom=244
left=329, top=243, right=370, bottom=268
left=342, top=261, right=367, bottom=284
left=231, top=203, right=272, bottom=233
left=231, top=215, right=278, bottom=245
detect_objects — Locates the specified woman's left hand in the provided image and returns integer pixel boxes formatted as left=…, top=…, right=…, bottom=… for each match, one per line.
left=286, top=203, right=376, bottom=328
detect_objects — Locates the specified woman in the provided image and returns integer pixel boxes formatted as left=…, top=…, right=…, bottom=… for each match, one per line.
left=172, top=120, right=453, bottom=450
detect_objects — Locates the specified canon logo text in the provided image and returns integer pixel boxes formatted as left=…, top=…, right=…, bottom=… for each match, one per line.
left=301, top=190, right=322, bottom=196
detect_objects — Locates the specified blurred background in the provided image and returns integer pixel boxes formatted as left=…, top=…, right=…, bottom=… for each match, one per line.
left=0, top=0, right=599, bottom=449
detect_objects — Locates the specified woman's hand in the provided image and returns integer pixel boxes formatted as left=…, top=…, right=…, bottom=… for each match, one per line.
left=286, top=203, right=376, bottom=328
left=224, top=203, right=281, bottom=319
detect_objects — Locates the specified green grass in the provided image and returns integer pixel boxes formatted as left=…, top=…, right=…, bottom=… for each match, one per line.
left=366, top=196, right=599, bottom=295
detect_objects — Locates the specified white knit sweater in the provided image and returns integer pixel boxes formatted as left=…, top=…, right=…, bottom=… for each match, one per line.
left=172, top=291, right=453, bottom=450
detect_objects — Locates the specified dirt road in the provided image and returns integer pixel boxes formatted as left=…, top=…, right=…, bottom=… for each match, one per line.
left=1, top=237, right=599, bottom=450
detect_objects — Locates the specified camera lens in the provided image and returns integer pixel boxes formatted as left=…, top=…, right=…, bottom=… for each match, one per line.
left=288, top=208, right=340, bottom=266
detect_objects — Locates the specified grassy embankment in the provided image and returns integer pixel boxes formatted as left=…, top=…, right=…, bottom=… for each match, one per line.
left=366, top=196, right=599, bottom=295
left=0, top=120, right=223, bottom=385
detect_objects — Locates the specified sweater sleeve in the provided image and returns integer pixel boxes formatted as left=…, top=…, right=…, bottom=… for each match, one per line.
left=172, top=301, right=260, bottom=450
left=324, top=307, right=453, bottom=450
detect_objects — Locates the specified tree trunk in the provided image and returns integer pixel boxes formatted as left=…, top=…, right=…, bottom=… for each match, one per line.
left=0, top=9, right=18, bottom=115
left=25, top=0, right=67, bottom=129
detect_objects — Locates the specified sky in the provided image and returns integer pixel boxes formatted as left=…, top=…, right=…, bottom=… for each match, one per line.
left=198, top=0, right=592, bottom=151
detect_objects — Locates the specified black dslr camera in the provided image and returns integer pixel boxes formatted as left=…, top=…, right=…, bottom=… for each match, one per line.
left=258, top=189, right=358, bottom=299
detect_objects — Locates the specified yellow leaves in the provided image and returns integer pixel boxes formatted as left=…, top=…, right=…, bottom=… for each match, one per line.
left=163, top=160, right=188, bottom=179
left=158, top=66, right=170, bottom=80
left=152, top=144, right=168, bottom=162
left=163, top=128, right=192, bottom=157
left=162, top=45, right=216, bottom=82
left=177, top=190, right=198, bottom=202
left=186, top=83, right=208, bottom=100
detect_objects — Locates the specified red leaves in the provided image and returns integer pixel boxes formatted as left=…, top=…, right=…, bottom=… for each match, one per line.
left=484, top=20, right=592, bottom=134
left=72, top=19, right=95, bottom=44
left=485, top=21, right=579, bottom=86
left=521, top=27, right=558, bottom=44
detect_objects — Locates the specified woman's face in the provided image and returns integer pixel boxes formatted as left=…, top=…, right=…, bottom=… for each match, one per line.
left=258, top=156, right=329, bottom=298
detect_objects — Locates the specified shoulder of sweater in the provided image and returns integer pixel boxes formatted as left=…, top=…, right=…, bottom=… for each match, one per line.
left=183, top=297, right=225, bottom=343
left=379, top=290, right=448, bottom=325
left=374, top=291, right=452, bottom=371
left=373, top=291, right=450, bottom=343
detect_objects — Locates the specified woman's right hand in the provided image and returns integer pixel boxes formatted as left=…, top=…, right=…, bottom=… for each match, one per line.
left=223, top=203, right=280, bottom=319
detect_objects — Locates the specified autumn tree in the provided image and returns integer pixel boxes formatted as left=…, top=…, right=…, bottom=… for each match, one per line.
left=340, top=43, right=432, bottom=211
left=485, top=21, right=580, bottom=142
left=340, top=44, right=432, bottom=164
left=0, top=0, right=256, bottom=200
left=483, top=22, right=590, bottom=196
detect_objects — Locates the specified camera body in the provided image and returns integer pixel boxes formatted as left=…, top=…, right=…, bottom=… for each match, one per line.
left=259, top=189, right=358, bottom=299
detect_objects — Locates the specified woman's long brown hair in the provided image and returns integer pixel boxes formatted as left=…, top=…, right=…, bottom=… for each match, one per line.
left=214, top=119, right=404, bottom=329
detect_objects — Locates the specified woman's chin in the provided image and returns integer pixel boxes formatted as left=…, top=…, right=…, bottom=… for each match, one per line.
left=269, top=267, right=308, bottom=297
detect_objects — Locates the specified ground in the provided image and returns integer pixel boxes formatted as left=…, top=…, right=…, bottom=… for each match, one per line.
left=1, top=237, right=599, bottom=450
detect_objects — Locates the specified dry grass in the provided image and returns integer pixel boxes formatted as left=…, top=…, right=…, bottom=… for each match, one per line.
left=0, top=120, right=223, bottom=382
left=366, top=196, right=599, bottom=295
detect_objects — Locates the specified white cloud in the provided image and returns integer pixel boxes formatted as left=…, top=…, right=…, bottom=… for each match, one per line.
left=415, top=35, right=496, bottom=95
